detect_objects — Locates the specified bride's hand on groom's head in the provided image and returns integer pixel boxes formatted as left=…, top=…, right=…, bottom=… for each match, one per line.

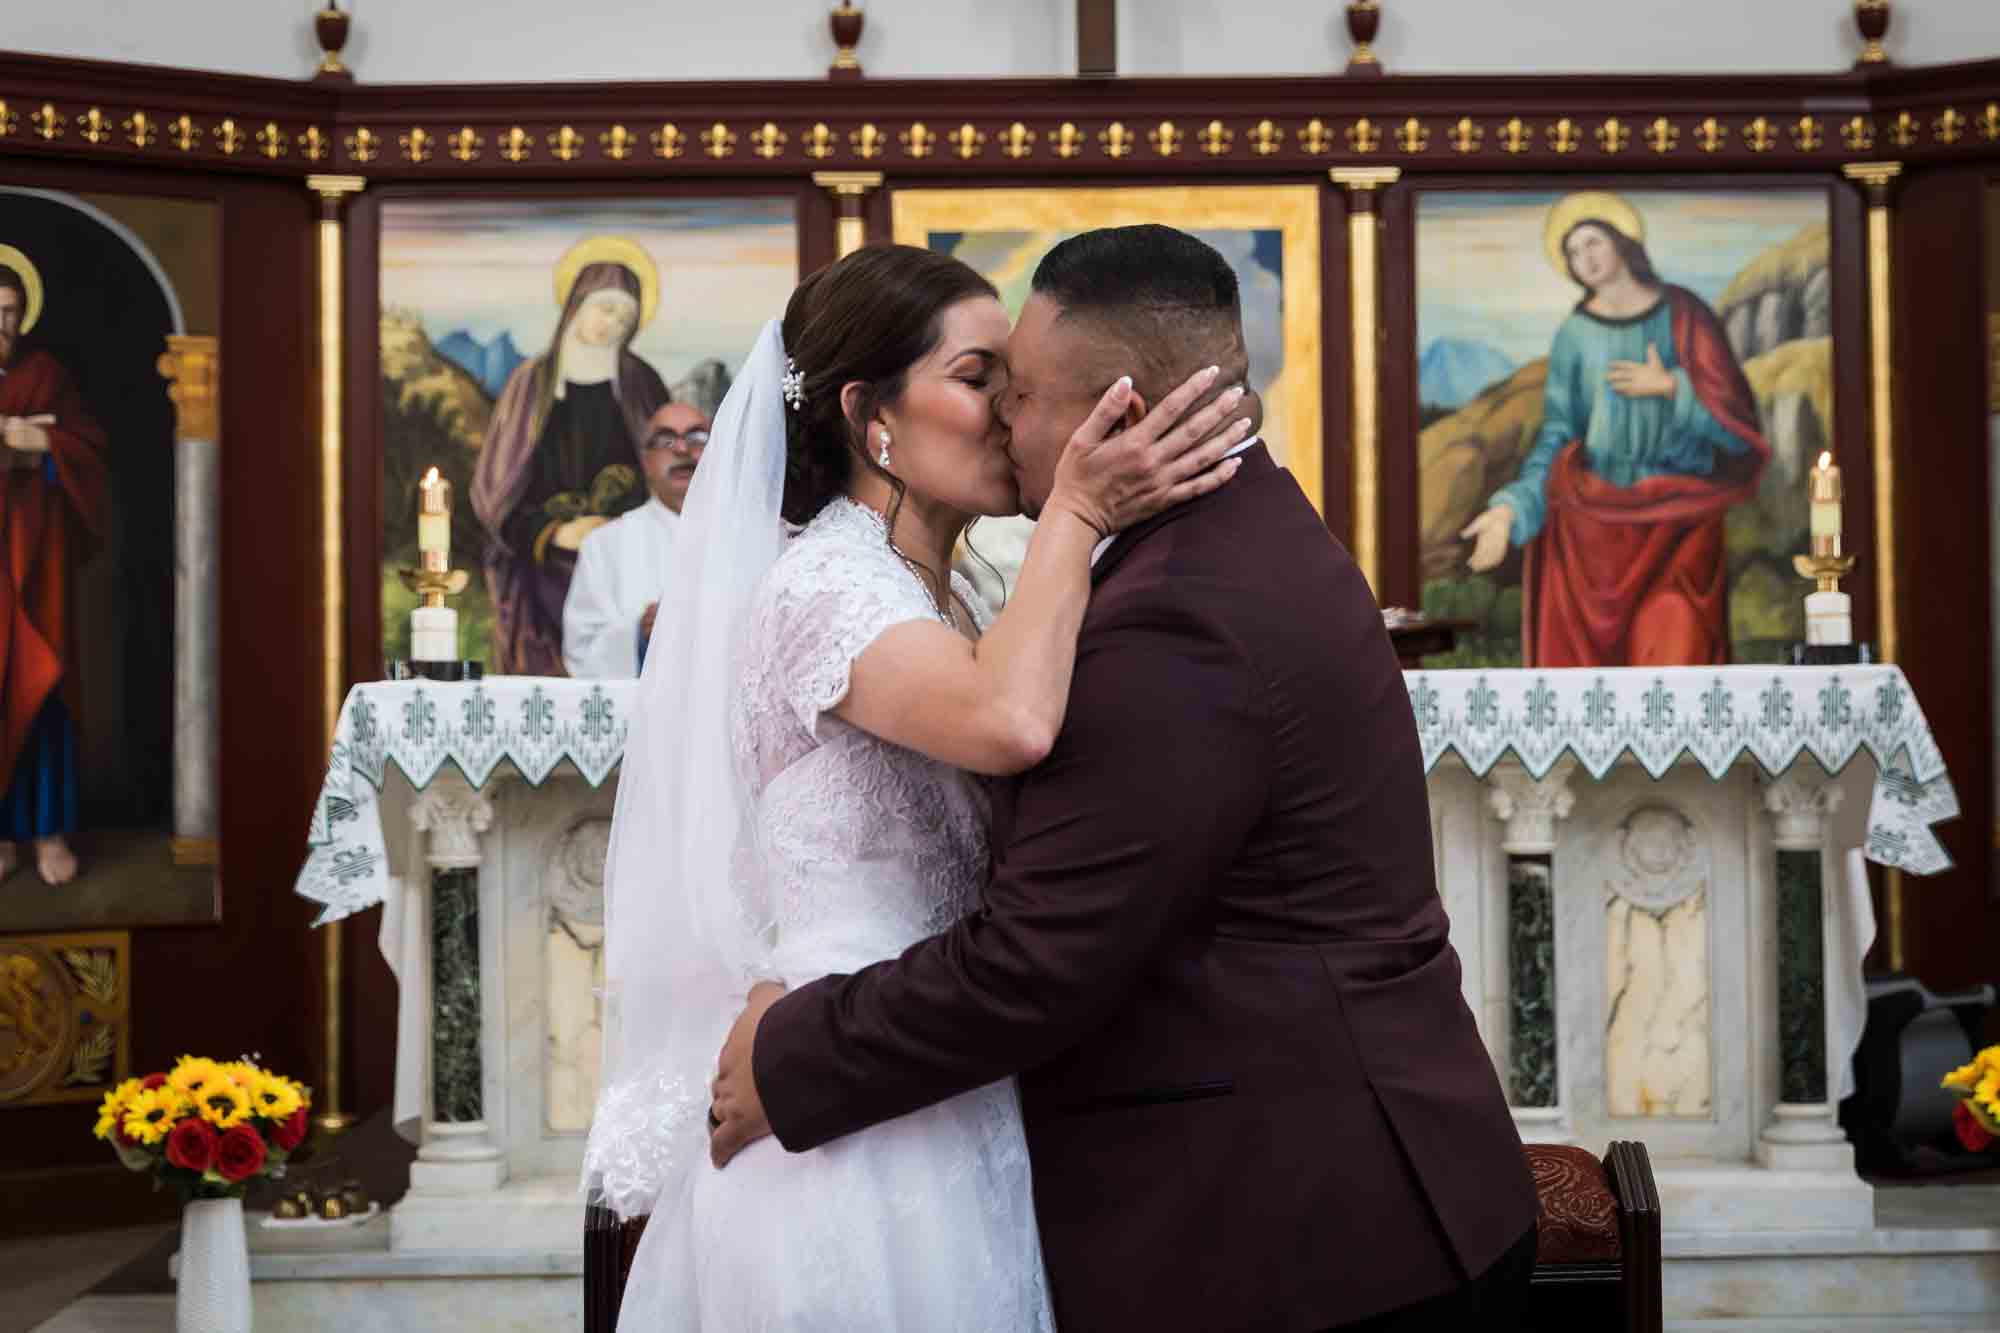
left=1046, top=364, right=1253, bottom=539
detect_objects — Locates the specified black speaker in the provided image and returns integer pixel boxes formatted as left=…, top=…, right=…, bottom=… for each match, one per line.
left=1841, top=972, right=1997, bottom=1175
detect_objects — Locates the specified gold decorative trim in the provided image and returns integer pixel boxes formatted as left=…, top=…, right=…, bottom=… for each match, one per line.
left=168, top=114, right=201, bottom=152
left=1052, top=122, right=1084, bottom=159
left=1199, top=120, right=1234, bottom=156
left=214, top=118, right=244, bottom=155
left=0, top=932, right=130, bottom=1108
left=701, top=122, right=737, bottom=159
left=499, top=126, right=532, bottom=162
left=123, top=111, right=157, bottom=149
left=1499, top=118, right=1531, bottom=155
left=1332, top=167, right=1401, bottom=598
left=1546, top=118, right=1580, bottom=154
left=548, top=125, right=584, bottom=162
left=1149, top=120, right=1184, bottom=157
left=1249, top=120, right=1284, bottom=156
left=1792, top=116, right=1824, bottom=152
left=1395, top=117, right=1429, bottom=155
left=1843, top=116, right=1875, bottom=152
left=1935, top=108, right=1966, bottom=145
left=651, top=123, right=685, bottom=160
left=1646, top=117, right=1679, bottom=153
left=1745, top=116, right=1777, bottom=153
left=1450, top=118, right=1483, bottom=154
left=949, top=123, right=985, bottom=159
left=33, top=103, right=63, bottom=141
left=449, top=127, right=483, bottom=162
left=0, top=101, right=16, bottom=137
left=1301, top=118, right=1334, bottom=155
left=170, top=835, right=220, bottom=868
left=813, top=171, right=883, bottom=259
left=1843, top=162, right=1902, bottom=670
left=1001, top=123, right=1036, bottom=160
left=851, top=123, right=885, bottom=159
left=1695, top=117, right=1728, bottom=153
left=1347, top=117, right=1382, bottom=154
left=900, top=122, right=936, bottom=159
left=756, top=122, right=792, bottom=160
left=299, top=126, right=330, bottom=162
left=1596, top=117, right=1630, bottom=154
left=1098, top=122, right=1133, bottom=159
left=156, top=336, right=220, bottom=443
left=600, top=125, right=635, bottom=160
left=76, top=108, right=110, bottom=145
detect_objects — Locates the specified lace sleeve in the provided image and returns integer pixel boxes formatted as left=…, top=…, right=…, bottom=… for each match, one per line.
left=766, top=531, right=932, bottom=739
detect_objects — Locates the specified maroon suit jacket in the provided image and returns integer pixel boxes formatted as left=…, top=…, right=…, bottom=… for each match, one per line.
left=754, top=446, right=1534, bottom=1331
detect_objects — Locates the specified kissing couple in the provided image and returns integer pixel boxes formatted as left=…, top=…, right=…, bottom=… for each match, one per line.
left=583, top=225, right=1537, bottom=1332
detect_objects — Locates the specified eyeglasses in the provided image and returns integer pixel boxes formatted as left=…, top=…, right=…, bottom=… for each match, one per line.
left=643, top=430, right=709, bottom=452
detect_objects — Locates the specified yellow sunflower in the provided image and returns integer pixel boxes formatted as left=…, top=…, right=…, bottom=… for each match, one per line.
left=93, top=1077, right=144, bottom=1141
left=122, top=1088, right=188, bottom=1145
left=195, top=1080, right=252, bottom=1131
left=168, top=1056, right=228, bottom=1100
left=1944, top=1059, right=1983, bottom=1092
left=244, top=1069, right=303, bottom=1121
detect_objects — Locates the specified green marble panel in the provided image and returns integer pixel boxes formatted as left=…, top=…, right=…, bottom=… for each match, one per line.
left=1508, top=853, right=1558, bottom=1108
left=431, top=867, right=484, bottom=1123
left=1775, top=848, right=1826, bottom=1105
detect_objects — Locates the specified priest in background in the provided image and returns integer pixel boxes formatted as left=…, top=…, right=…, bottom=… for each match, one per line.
left=0, top=260, right=108, bottom=886
left=561, top=386, right=715, bottom=679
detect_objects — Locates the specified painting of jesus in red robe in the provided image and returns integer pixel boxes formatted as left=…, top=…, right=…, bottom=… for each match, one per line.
left=0, top=259, right=108, bottom=885
left=1451, top=191, right=1780, bottom=668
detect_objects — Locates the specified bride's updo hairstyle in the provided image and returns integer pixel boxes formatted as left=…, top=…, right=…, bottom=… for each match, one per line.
left=779, top=243, right=999, bottom=527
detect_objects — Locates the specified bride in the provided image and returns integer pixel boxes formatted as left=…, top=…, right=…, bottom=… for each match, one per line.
left=582, top=243, right=1251, bottom=1330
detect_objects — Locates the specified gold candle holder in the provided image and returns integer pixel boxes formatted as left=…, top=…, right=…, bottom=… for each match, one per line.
left=397, top=566, right=470, bottom=610
left=1792, top=552, right=1857, bottom=593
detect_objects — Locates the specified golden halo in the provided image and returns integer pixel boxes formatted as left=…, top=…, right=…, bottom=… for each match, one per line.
left=553, top=236, right=659, bottom=332
left=1543, top=192, right=1645, bottom=278
left=0, top=244, right=46, bottom=334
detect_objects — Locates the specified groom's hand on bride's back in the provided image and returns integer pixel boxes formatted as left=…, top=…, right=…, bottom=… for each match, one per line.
left=709, top=981, right=786, bottom=1167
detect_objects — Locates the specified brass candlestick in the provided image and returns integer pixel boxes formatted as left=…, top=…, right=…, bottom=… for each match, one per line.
left=1792, top=552, right=1857, bottom=592
left=397, top=566, right=470, bottom=609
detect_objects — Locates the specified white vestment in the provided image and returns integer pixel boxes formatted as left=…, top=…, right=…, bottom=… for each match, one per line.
left=561, top=498, right=679, bottom=679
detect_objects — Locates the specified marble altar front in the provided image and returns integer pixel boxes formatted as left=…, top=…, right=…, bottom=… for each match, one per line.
left=274, top=666, right=1991, bottom=1329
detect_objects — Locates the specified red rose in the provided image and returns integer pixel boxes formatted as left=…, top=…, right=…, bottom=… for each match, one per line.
left=141, top=1073, right=168, bottom=1090
left=272, top=1107, right=308, bottom=1152
left=1954, top=1100, right=1996, bottom=1154
left=165, top=1118, right=219, bottom=1173
left=214, top=1125, right=268, bottom=1183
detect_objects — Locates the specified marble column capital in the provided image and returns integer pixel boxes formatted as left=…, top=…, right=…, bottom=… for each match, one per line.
left=1484, top=758, right=1578, bottom=856
left=1760, top=758, right=1845, bottom=851
left=409, top=773, right=494, bottom=871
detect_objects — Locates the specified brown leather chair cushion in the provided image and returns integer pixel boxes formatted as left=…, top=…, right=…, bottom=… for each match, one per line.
left=1525, top=1142, right=1622, bottom=1265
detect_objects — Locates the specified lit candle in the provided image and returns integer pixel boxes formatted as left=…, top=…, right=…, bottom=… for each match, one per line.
left=417, top=467, right=450, bottom=574
left=1808, top=450, right=1841, bottom=557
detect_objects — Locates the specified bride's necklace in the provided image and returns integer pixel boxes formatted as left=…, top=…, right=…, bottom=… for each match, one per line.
left=892, top=546, right=959, bottom=631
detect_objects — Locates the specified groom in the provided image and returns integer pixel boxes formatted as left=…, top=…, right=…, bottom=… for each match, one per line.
left=709, top=226, right=1537, bottom=1330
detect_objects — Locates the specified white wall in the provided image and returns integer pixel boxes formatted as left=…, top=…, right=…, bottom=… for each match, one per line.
left=11, top=0, right=1999, bottom=83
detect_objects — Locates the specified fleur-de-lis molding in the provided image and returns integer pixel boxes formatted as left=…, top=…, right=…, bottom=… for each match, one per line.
left=949, top=123, right=985, bottom=159
left=752, top=120, right=788, bottom=158
left=1743, top=116, right=1777, bottom=153
left=851, top=123, right=885, bottom=159
left=701, top=122, right=738, bottom=159
left=1935, top=107, right=1966, bottom=145
left=1498, top=117, right=1531, bottom=155
left=1980, top=104, right=2000, bottom=143
left=1394, top=117, right=1428, bottom=153
left=346, top=127, right=380, bottom=162
left=549, top=125, right=584, bottom=161
left=652, top=123, right=685, bottom=159
left=123, top=111, right=157, bottom=149
left=257, top=121, right=288, bottom=159
left=449, top=126, right=483, bottom=162
left=1596, top=117, right=1629, bottom=153
left=1347, top=117, right=1382, bottom=153
left=1546, top=118, right=1580, bottom=154
left=1300, top=118, right=1334, bottom=155
left=0, top=101, right=16, bottom=138
left=400, top=127, right=434, bottom=163
left=214, top=118, right=245, bottom=155
left=1888, top=111, right=1918, bottom=148
left=1199, top=120, right=1233, bottom=155
left=1001, top=122, right=1035, bottom=159
left=801, top=123, right=834, bottom=160
left=1249, top=120, right=1283, bottom=156
left=1842, top=116, right=1875, bottom=151
left=1052, top=122, right=1084, bottom=159
left=600, top=125, right=636, bottom=160
left=499, top=126, right=532, bottom=162
left=298, top=126, right=329, bottom=161
left=901, top=122, right=936, bottom=158
left=1448, top=117, right=1483, bottom=154
left=1149, top=120, right=1184, bottom=156
left=1694, top=117, right=1728, bottom=153
left=33, top=103, right=64, bottom=141
left=1791, top=115, right=1824, bottom=151
left=1645, top=117, right=1679, bottom=153
left=1099, top=122, right=1133, bottom=158
left=168, top=115, right=201, bottom=152
left=76, top=108, right=110, bottom=145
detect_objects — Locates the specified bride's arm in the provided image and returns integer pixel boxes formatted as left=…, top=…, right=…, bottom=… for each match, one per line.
left=835, top=369, right=1252, bottom=777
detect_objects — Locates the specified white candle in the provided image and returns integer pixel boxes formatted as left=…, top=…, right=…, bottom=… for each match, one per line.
left=1808, top=451, right=1841, bottom=558
left=417, top=467, right=450, bottom=574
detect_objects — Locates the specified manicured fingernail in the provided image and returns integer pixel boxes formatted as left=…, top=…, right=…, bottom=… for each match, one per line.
left=1222, top=385, right=1246, bottom=405
left=1236, top=417, right=1254, bottom=432
left=1114, top=375, right=1132, bottom=394
left=1224, top=458, right=1243, bottom=476
left=1202, top=365, right=1221, bottom=382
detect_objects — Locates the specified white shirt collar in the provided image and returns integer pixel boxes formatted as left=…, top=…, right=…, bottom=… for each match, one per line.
left=1089, top=436, right=1259, bottom=567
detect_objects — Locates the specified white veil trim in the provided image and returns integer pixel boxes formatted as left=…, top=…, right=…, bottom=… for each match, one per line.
left=581, top=319, right=788, bottom=1218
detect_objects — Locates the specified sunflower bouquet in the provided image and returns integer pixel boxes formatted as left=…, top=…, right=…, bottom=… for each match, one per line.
left=92, top=1055, right=313, bottom=1200
left=1942, top=1043, right=2000, bottom=1154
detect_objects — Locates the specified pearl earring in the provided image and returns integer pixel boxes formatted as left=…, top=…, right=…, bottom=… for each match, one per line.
left=877, top=428, right=892, bottom=469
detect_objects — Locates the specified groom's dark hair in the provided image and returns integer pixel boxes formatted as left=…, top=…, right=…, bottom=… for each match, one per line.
left=1030, top=225, right=1254, bottom=421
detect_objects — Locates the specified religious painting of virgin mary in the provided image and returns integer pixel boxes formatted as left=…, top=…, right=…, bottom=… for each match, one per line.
left=378, top=198, right=799, bottom=672
left=1418, top=188, right=1831, bottom=667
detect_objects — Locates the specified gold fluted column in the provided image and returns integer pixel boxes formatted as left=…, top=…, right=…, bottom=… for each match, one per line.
left=814, top=171, right=884, bottom=259
left=1331, top=167, right=1401, bottom=597
left=308, top=173, right=365, bottom=1134
left=1842, top=162, right=1905, bottom=972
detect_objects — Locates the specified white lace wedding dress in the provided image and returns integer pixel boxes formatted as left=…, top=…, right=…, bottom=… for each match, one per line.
left=616, top=497, right=1055, bottom=1332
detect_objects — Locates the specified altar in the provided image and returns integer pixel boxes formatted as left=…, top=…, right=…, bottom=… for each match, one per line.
left=280, top=663, right=1982, bottom=1328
